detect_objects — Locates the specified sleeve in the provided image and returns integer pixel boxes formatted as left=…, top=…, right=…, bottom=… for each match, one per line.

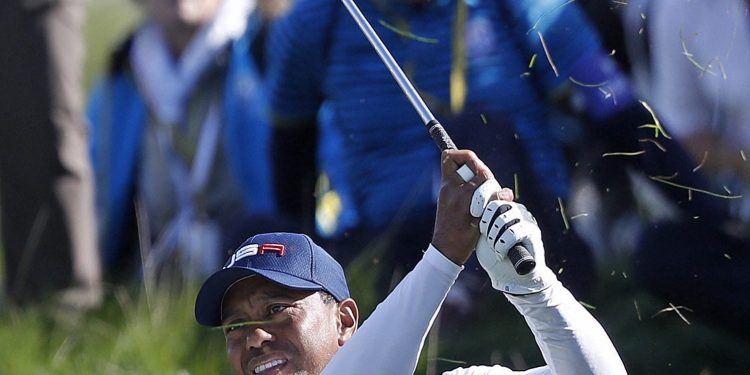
left=321, top=245, right=462, bottom=375
left=506, top=0, right=639, bottom=122
left=503, top=0, right=604, bottom=92
left=505, top=282, right=627, bottom=375
left=265, top=0, right=338, bottom=218
left=265, top=0, right=334, bottom=124
left=271, top=122, right=318, bottom=220
left=649, top=1, right=713, bottom=139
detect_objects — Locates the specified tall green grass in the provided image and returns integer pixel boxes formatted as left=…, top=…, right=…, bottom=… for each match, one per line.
left=3, top=257, right=749, bottom=374
left=0, top=285, right=229, bottom=374
left=6, top=277, right=336, bottom=374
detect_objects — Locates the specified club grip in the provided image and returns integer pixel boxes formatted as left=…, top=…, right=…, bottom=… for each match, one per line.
left=426, top=120, right=457, bottom=151
left=508, top=245, right=536, bottom=275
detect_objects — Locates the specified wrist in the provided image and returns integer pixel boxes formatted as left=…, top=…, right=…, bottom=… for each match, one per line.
left=492, top=265, right=557, bottom=295
left=424, top=245, right=464, bottom=277
left=430, top=241, right=470, bottom=266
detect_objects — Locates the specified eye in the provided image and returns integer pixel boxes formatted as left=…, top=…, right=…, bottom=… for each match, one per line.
left=268, top=304, right=288, bottom=315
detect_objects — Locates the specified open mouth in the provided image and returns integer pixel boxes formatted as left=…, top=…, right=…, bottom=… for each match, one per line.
left=253, top=358, right=287, bottom=374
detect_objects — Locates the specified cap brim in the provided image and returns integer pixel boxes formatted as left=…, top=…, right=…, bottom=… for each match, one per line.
left=194, top=267, right=325, bottom=326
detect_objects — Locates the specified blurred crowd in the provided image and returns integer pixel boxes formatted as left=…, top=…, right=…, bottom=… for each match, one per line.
left=1, top=0, right=748, bottom=341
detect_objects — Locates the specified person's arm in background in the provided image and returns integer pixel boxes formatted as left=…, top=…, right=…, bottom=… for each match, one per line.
left=503, top=0, right=647, bottom=144
left=527, top=0, right=701, bottom=178
left=505, top=0, right=720, bottom=215
left=271, top=119, right=318, bottom=230
left=265, top=0, right=335, bottom=230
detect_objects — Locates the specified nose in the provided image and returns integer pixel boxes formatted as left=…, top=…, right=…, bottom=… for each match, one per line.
left=245, top=327, right=273, bottom=349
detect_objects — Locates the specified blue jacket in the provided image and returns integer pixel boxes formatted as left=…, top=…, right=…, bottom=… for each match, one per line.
left=267, top=0, right=603, bottom=237
left=87, top=23, right=276, bottom=268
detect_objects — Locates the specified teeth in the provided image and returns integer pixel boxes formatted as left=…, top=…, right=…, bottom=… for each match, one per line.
left=254, top=359, right=286, bottom=373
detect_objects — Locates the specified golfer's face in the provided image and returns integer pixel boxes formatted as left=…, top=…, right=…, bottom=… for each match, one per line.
left=221, top=278, right=342, bottom=375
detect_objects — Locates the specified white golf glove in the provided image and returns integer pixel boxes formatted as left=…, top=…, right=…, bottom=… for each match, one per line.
left=469, top=179, right=502, bottom=218
left=476, top=200, right=557, bottom=295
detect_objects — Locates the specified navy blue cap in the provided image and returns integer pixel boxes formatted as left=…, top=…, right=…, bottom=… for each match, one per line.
left=195, top=232, right=350, bottom=326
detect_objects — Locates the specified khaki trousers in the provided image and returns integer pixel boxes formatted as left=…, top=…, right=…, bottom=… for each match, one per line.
left=0, top=0, right=101, bottom=308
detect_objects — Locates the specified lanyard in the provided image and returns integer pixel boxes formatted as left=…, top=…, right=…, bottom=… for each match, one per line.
left=153, top=95, right=222, bottom=213
left=145, top=98, right=223, bottom=274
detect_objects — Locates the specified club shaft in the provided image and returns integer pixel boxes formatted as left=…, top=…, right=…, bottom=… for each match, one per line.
left=341, top=0, right=436, bottom=127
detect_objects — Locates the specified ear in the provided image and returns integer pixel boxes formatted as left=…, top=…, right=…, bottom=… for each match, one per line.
left=336, top=298, right=358, bottom=346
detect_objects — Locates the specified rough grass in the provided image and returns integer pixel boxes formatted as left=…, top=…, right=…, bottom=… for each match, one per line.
left=0, top=284, right=229, bottom=375
left=2, top=257, right=749, bottom=374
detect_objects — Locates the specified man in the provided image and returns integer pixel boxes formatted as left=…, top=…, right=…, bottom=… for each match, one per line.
left=0, top=0, right=101, bottom=308
left=195, top=150, right=627, bottom=374
left=87, top=0, right=290, bottom=282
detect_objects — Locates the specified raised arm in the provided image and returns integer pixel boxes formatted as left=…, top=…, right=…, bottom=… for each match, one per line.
left=457, top=201, right=627, bottom=375
left=322, top=150, right=508, bottom=374
left=506, top=281, right=626, bottom=375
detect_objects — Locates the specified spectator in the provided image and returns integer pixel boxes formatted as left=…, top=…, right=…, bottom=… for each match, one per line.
left=0, top=0, right=102, bottom=310
left=267, top=0, right=648, bottom=297
left=633, top=0, right=750, bottom=336
left=87, top=0, right=291, bottom=285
